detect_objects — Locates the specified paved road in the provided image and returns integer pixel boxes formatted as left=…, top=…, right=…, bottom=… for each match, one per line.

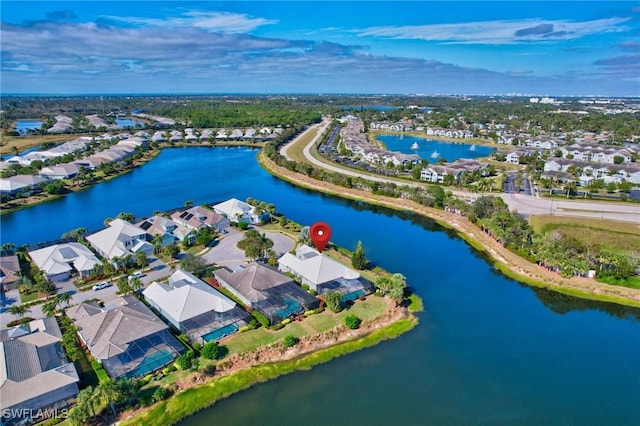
left=285, top=119, right=640, bottom=223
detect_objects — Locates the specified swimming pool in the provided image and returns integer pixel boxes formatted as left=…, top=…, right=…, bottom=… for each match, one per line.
left=202, top=323, right=239, bottom=343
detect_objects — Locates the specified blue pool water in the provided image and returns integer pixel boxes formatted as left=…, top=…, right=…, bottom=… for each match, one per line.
left=275, top=297, right=302, bottom=319
left=202, top=323, right=239, bottom=342
left=343, top=289, right=366, bottom=301
left=124, top=349, right=174, bottom=379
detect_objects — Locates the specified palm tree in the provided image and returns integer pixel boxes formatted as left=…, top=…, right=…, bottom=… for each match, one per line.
left=58, top=292, right=72, bottom=308
left=8, top=304, right=30, bottom=319
left=129, top=277, right=143, bottom=293
left=42, top=300, right=58, bottom=318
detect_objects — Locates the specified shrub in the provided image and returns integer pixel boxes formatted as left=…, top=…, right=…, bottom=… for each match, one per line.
left=152, top=387, right=171, bottom=402
left=201, top=341, right=226, bottom=360
left=301, top=283, right=309, bottom=291
left=248, top=318, right=259, bottom=329
left=270, top=323, right=285, bottom=330
left=162, top=365, right=177, bottom=375
left=175, top=354, right=192, bottom=370
left=6, top=317, right=34, bottom=327
left=281, top=318, right=291, bottom=325
left=237, top=221, right=249, bottom=230
left=239, top=325, right=250, bottom=333
left=344, top=315, right=362, bottom=329
left=178, top=334, right=190, bottom=344
left=283, top=335, right=298, bottom=348
left=251, top=311, right=270, bottom=328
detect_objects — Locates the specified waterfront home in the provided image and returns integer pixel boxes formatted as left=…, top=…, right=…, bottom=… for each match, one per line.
left=420, top=159, right=488, bottom=183
left=0, top=318, right=79, bottom=423
left=0, top=174, right=48, bottom=197
left=278, top=245, right=370, bottom=300
left=213, top=198, right=266, bottom=224
left=170, top=205, right=230, bottom=233
left=151, top=131, right=167, bottom=142
left=0, top=254, right=21, bottom=291
left=47, top=115, right=73, bottom=133
left=143, top=269, right=249, bottom=344
left=38, top=163, right=80, bottom=180
left=214, top=263, right=318, bottom=324
left=184, top=129, right=198, bottom=143
left=68, top=296, right=184, bottom=379
left=169, top=130, right=182, bottom=143
left=199, top=129, right=213, bottom=142
left=86, top=218, right=153, bottom=262
left=136, top=215, right=196, bottom=247
left=28, top=242, right=101, bottom=282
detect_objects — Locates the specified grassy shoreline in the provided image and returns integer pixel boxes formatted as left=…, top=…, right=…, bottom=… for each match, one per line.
left=257, top=151, right=640, bottom=309
left=121, top=317, right=418, bottom=426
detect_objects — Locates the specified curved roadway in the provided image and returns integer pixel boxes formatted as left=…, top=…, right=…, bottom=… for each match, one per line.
left=281, top=119, right=640, bottom=224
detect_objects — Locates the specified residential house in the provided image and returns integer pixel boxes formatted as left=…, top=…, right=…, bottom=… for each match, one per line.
left=136, top=215, right=196, bottom=247
left=199, top=129, right=213, bottom=142
left=0, top=318, right=79, bottom=424
left=169, top=130, right=182, bottom=143
left=0, top=175, right=48, bottom=197
left=213, top=198, right=266, bottom=224
left=171, top=205, right=230, bottom=233
left=143, top=269, right=249, bottom=344
left=0, top=254, right=21, bottom=291
left=151, top=131, right=167, bottom=143
left=38, top=163, right=81, bottom=180
left=28, top=242, right=101, bottom=282
left=67, top=296, right=184, bottom=379
left=278, top=245, right=370, bottom=300
left=214, top=263, right=318, bottom=324
left=86, top=218, right=153, bottom=262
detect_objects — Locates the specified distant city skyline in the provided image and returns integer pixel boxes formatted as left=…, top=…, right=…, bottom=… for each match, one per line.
left=1, top=1, right=638, bottom=96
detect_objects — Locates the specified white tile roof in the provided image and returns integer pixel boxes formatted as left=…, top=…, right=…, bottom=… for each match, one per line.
left=28, top=242, right=100, bottom=277
left=143, top=269, right=236, bottom=323
left=278, top=245, right=360, bottom=286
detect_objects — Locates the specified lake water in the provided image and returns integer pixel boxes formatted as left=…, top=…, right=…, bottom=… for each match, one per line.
left=378, top=134, right=494, bottom=162
left=14, top=120, right=43, bottom=135
left=115, top=118, right=144, bottom=128
left=2, top=147, right=638, bottom=424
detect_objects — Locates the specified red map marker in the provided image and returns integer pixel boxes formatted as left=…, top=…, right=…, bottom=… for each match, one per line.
left=310, top=222, right=331, bottom=253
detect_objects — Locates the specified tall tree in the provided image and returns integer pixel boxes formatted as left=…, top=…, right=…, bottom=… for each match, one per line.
left=351, top=240, right=367, bottom=270
left=42, top=300, right=58, bottom=317
left=8, top=304, right=30, bottom=319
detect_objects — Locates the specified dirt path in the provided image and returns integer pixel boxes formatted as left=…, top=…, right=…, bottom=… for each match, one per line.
left=259, top=151, right=640, bottom=307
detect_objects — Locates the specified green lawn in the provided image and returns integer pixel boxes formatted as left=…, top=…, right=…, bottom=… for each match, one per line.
left=284, top=128, right=317, bottom=163
left=530, top=215, right=640, bottom=253
left=225, top=296, right=390, bottom=355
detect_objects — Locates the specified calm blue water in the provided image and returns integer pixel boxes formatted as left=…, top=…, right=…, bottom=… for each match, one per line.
left=14, top=120, right=43, bottom=135
left=378, top=134, right=494, bottom=162
left=115, top=118, right=144, bottom=128
left=2, top=147, right=639, bottom=424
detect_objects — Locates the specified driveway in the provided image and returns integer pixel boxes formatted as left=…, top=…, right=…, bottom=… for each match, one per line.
left=201, top=228, right=295, bottom=268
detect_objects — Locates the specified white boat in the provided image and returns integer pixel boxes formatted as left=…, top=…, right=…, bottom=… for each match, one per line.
left=411, top=142, right=419, bottom=150
left=430, top=150, right=440, bottom=158
left=469, top=144, right=476, bottom=151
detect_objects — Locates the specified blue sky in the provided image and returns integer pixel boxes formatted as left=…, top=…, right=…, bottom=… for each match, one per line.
left=1, top=1, right=638, bottom=96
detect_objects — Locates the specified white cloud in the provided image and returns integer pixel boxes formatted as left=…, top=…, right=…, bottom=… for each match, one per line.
left=354, top=17, right=632, bottom=44
left=102, top=11, right=277, bottom=33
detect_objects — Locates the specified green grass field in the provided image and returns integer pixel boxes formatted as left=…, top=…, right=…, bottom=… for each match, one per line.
left=284, top=128, right=317, bottom=163
left=530, top=215, right=640, bottom=253
left=225, top=296, right=390, bottom=355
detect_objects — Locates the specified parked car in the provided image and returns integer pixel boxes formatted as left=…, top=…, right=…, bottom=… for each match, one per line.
left=129, top=271, right=144, bottom=280
left=92, top=281, right=111, bottom=291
